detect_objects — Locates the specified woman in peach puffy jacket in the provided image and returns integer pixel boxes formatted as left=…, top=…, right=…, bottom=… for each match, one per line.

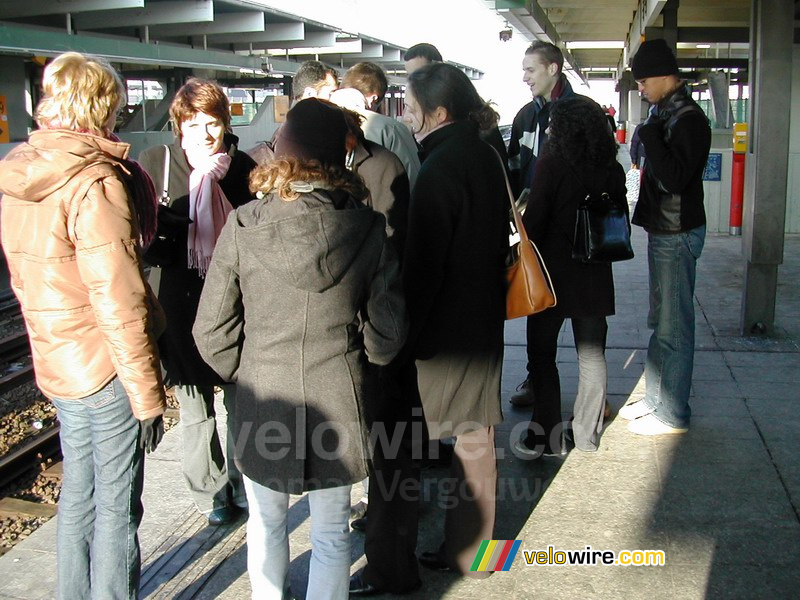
left=0, top=52, right=166, bottom=599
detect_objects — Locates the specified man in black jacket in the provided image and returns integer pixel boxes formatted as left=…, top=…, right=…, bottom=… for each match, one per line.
left=508, top=41, right=578, bottom=408
left=618, top=39, right=711, bottom=435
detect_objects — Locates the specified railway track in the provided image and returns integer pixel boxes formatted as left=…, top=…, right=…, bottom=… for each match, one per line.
left=0, top=290, right=179, bottom=551
left=0, top=292, right=61, bottom=546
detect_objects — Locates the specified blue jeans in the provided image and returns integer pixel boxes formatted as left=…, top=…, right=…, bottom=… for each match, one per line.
left=53, top=377, right=144, bottom=600
left=643, top=225, right=705, bottom=428
left=243, top=475, right=351, bottom=600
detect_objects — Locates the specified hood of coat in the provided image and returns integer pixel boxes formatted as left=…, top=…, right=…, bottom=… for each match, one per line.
left=0, top=129, right=130, bottom=203
left=232, top=188, right=383, bottom=293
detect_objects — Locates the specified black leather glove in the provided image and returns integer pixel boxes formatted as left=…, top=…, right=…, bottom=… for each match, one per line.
left=140, top=415, right=164, bottom=454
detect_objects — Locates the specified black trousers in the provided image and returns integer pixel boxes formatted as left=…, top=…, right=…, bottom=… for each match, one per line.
left=362, top=362, right=424, bottom=593
left=524, top=310, right=608, bottom=452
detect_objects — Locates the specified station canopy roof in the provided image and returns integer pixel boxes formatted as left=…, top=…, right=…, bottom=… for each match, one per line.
left=484, top=0, right=755, bottom=82
left=0, top=0, right=483, bottom=84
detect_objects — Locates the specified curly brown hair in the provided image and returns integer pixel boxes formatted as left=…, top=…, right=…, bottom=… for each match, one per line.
left=249, top=157, right=369, bottom=203
left=543, top=96, right=618, bottom=170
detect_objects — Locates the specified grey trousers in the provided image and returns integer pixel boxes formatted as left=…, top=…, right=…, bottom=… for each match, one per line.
left=175, top=383, right=244, bottom=512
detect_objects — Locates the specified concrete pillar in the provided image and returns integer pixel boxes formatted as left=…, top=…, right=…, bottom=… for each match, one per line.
left=660, top=0, right=679, bottom=50
left=618, top=71, right=635, bottom=123
left=708, top=71, right=733, bottom=128
left=740, top=0, right=793, bottom=336
left=0, top=56, right=32, bottom=142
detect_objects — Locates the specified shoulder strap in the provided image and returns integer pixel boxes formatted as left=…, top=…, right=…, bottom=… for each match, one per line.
left=159, top=145, right=171, bottom=206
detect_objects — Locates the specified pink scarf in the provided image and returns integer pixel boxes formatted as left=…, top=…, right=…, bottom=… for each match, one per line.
left=183, top=144, right=234, bottom=277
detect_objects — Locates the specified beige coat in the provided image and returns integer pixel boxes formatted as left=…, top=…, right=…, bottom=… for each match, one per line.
left=0, top=130, right=166, bottom=420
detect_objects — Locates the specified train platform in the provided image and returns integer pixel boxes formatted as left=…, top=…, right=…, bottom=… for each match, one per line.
left=0, top=225, right=799, bottom=598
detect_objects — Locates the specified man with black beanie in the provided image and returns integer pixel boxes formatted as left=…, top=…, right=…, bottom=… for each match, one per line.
left=618, top=38, right=711, bottom=436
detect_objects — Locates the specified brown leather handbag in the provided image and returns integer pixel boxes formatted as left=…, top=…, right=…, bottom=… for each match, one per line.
left=498, top=154, right=557, bottom=320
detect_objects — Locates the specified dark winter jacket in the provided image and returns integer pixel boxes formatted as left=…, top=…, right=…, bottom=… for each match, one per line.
left=508, top=76, right=577, bottom=196
left=522, top=153, right=624, bottom=318
left=138, top=134, right=257, bottom=386
left=629, top=123, right=646, bottom=167
left=632, top=83, right=711, bottom=233
left=352, top=138, right=410, bottom=258
left=193, top=188, right=407, bottom=493
left=403, top=120, right=507, bottom=437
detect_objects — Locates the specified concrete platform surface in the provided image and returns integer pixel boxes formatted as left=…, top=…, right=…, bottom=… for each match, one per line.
left=1, top=229, right=799, bottom=599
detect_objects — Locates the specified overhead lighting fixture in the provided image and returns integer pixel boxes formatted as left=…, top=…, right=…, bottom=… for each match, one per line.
left=565, top=41, right=624, bottom=49
left=696, top=44, right=711, bottom=49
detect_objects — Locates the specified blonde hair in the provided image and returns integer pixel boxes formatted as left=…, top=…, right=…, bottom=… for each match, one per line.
left=170, top=78, right=231, bottom=139
left=35, top=52, right=126, bottom=135
left=249, top=157, right=368, bottom=203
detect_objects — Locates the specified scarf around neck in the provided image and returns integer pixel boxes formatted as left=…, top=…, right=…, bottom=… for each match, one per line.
left=182, top=142, right=234, bottom=277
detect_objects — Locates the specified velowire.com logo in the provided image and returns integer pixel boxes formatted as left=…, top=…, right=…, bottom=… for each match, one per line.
left=469, top=540, right=522, bottom=572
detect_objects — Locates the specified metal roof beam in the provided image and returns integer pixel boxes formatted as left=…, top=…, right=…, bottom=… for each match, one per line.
left=149, top=11, right=265, bottom=38
left=233, top=31, right=337, bottom=51
left=342, top=48, right=402, bottom=63
left=210, top=23, right=306, bottom=44
left=0, top=0, right=143, bottom=19
left=266, top=39, right=363, bottom=56
left=643, top=27, right=752, bottom=44
left=676, top=58, right=749, bottom=69
left=488, top=0, right=586, bottom=83
left=619, top=0, right=668, bottom=78
left=0, top=21, right=262, bottom=71
left=73, top=0, right=213, bottom=30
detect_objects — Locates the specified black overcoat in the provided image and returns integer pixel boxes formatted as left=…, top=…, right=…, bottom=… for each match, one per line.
left=138, top=134, right=257, bottom=386
left=403, top=121, right=507, bottom=438
left=522, top=153, right=624, bottom=318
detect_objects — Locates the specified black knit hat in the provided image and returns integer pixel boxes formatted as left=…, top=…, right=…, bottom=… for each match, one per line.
left=274, top=98, right=348, bottom=167
left=631, top=39, right=679, bottom=80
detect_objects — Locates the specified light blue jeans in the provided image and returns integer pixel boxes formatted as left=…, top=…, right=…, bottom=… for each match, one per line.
left=53, top=377, right=144, bottom=600
left=242, top=475, right=351, bottom=600
left=643, top=225, right=705, bottom=428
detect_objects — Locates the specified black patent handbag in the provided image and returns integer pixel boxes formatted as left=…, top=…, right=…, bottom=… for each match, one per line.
left=572, top=190, right=634, bottom=264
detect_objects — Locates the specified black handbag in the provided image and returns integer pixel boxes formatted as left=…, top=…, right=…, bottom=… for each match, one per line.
left=142, top=146, right=191, bottom=268
left=572, top=190, right=634, bottom=264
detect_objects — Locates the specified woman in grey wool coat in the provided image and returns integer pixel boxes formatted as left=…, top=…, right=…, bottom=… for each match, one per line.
left=193, top=98, right=407, bottom=600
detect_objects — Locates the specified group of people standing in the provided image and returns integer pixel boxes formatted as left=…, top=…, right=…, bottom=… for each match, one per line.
left=0, top=33, right=710, bottom=600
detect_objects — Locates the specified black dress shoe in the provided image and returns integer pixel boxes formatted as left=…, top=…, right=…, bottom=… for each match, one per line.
left=207, top=505, right=237, bottom=526
left=418, top=550, right=454, bottom=572
left=350, top=569, right=422, bottom=596
left=351, top=516, right=367, bottom=532
left=349, top=570, right=381, bottom=596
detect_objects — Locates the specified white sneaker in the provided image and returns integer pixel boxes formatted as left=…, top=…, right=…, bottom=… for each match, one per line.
left=618, top=400, right=652, bottom=421
left=627, top=413, right=688, bottom=436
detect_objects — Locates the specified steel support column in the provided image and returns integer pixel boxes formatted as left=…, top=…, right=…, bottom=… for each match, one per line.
left=740, top=0, right=793, bottom=336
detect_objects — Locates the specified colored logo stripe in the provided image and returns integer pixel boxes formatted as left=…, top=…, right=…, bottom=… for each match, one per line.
left=478, top=540, right=499, bottom=571
left=470, top=540, right=522, bottom=572
left=499, top=540, right=522, bottom=571
left=469, top=540, right=490, bottom=571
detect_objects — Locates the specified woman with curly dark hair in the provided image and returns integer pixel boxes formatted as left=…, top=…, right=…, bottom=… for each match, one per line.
left=514, top=95, right=626, bottom=458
